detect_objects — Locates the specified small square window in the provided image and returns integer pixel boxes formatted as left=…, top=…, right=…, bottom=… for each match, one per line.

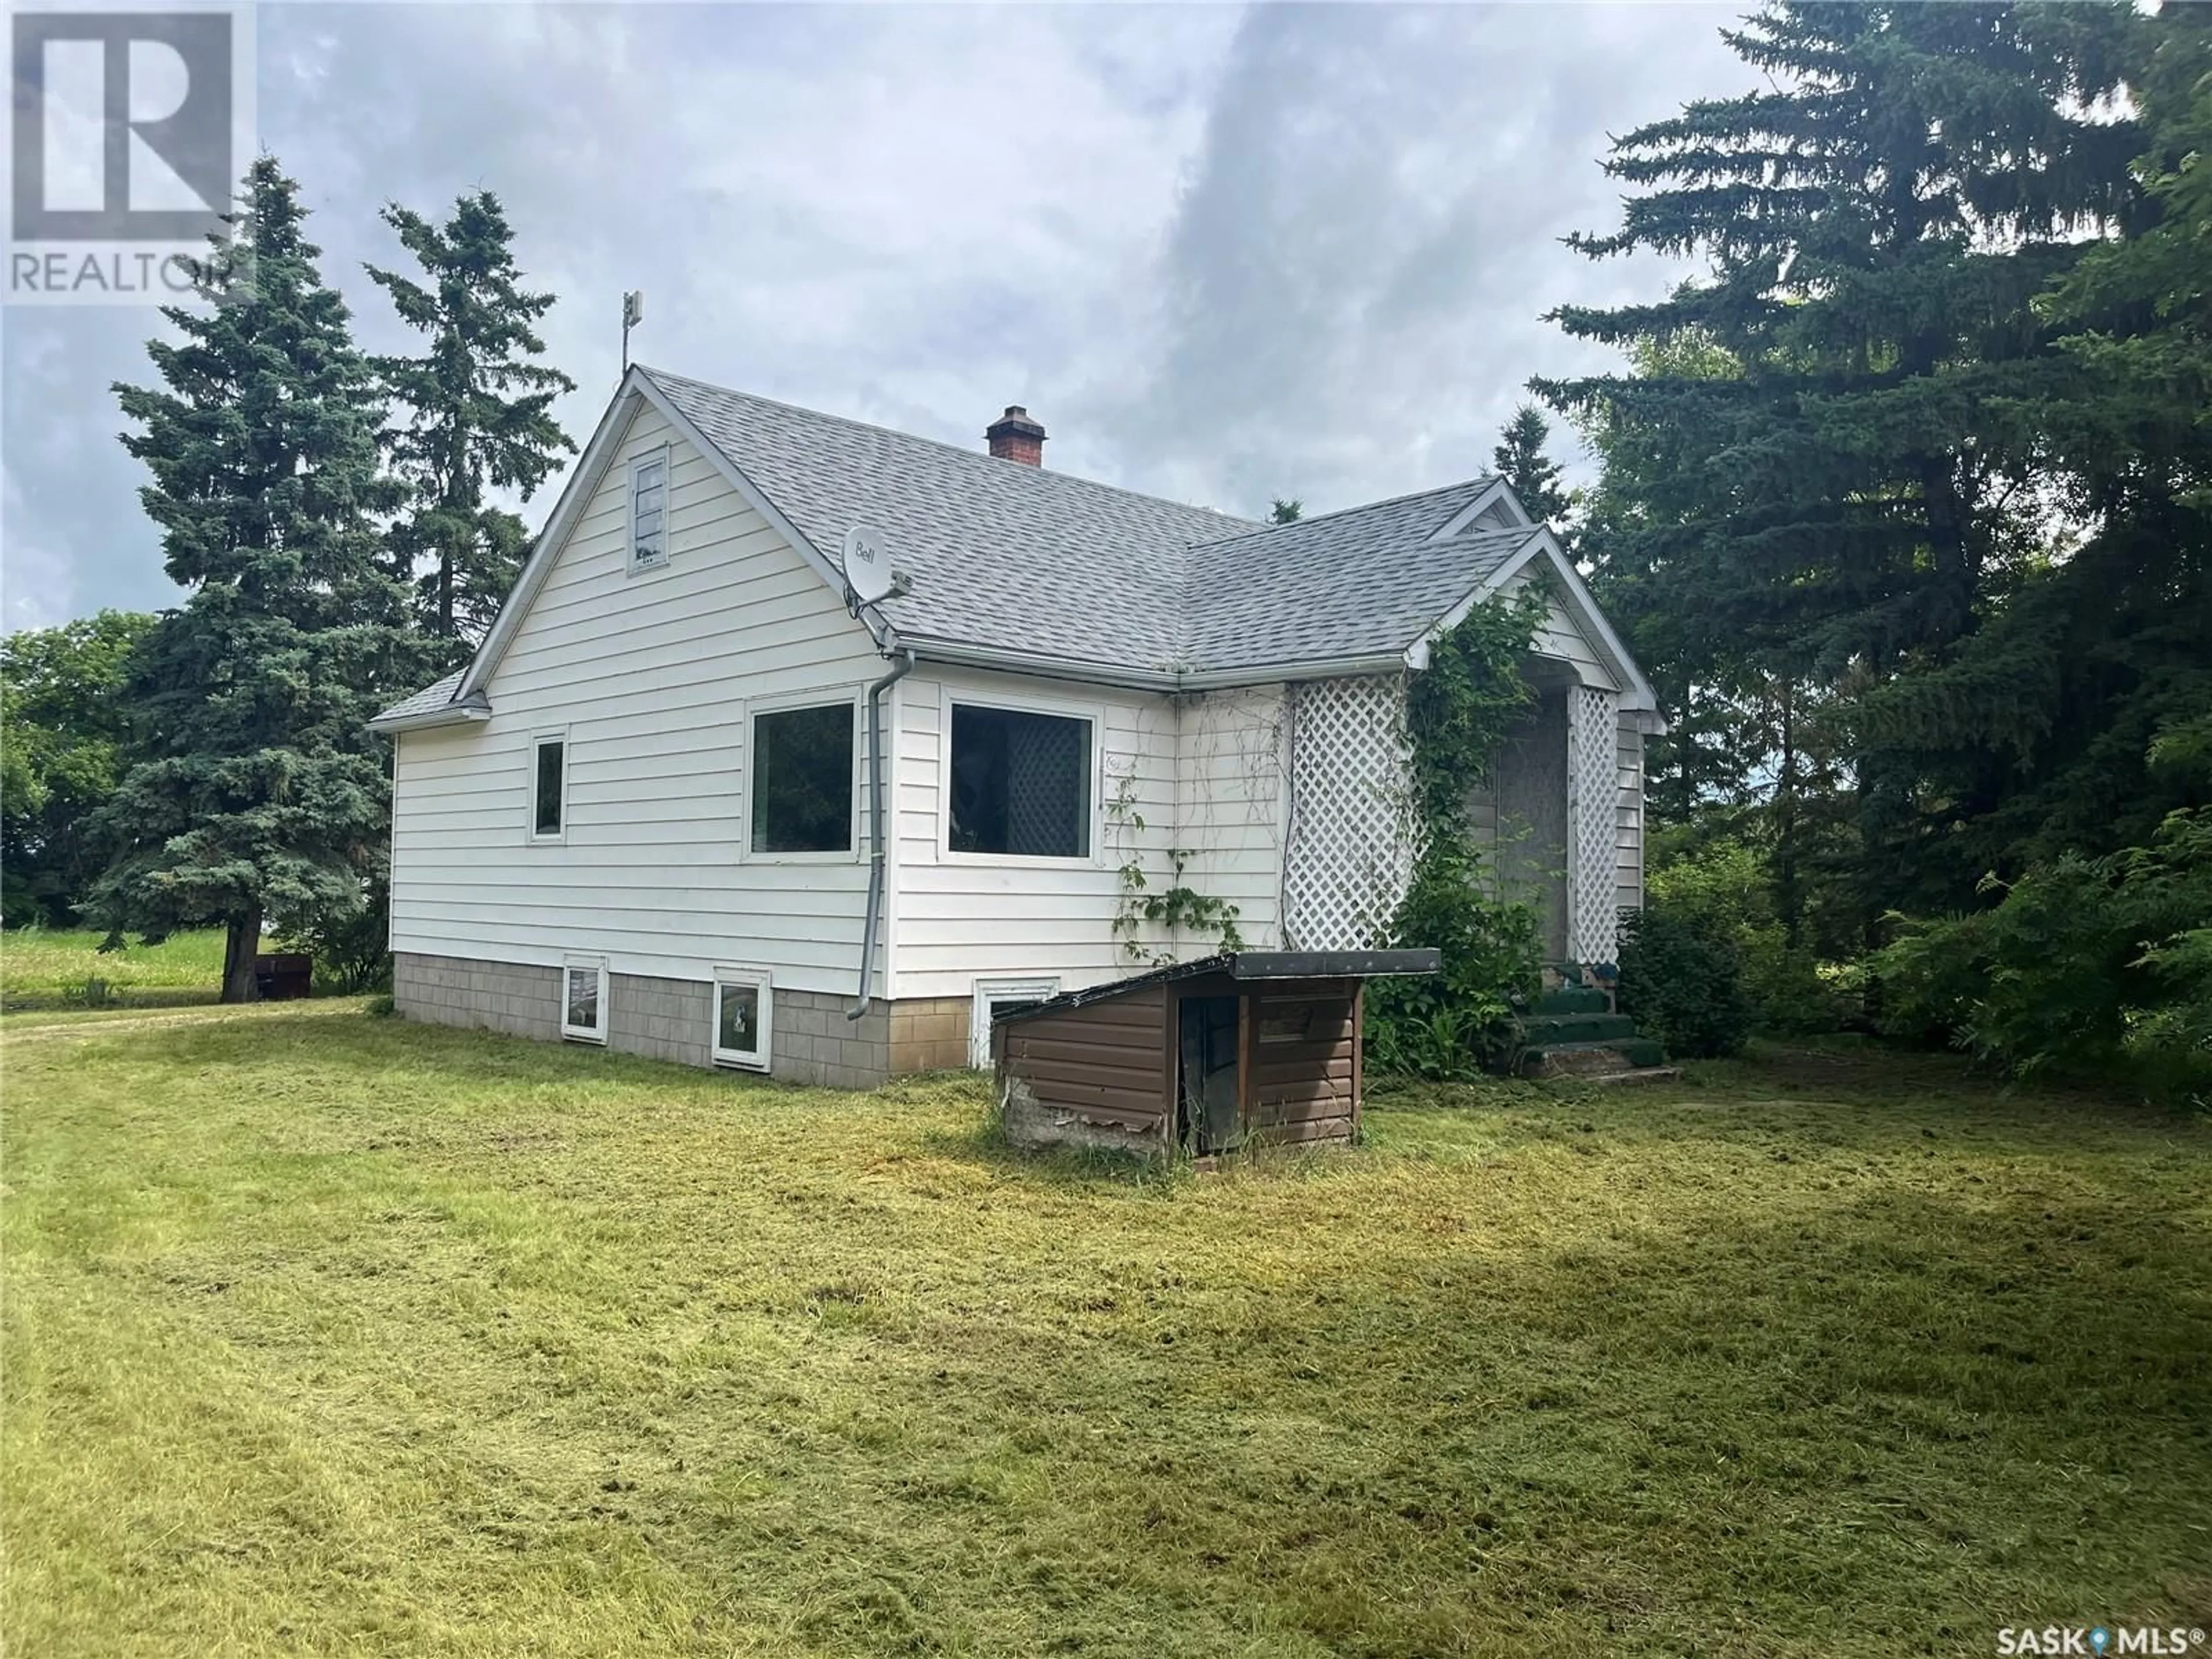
left=630, top=449, right=669, bottom=570
left=562, top=957, right=607, bottom=1043
left=713, top=968, right=771, bottom=1070
left=750, top=702, right=854, bottom=854
left=532, top=736, right=566, bottom=840
left=950, top=705, right=1091, bottom=858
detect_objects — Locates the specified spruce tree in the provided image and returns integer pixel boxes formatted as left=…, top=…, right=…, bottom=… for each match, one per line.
left=367, top=191, right=575, bottom=650
left=1269, top=498, right=1303, bottom=524
left=1490, top=404, right=1571, bottom=527
left=96, top=156, right=415, bottom=1002
left=1539, top=1, right=2141, bottom=921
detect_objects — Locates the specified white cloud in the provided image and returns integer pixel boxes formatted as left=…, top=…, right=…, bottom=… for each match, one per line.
left=1, top=1, right=1745, bottom=630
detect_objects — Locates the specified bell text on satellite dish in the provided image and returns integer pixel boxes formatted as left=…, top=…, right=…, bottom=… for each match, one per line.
left=841, top=524, right=894, bottom=606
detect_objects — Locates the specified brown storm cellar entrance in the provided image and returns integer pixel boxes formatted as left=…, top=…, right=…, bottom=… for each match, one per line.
left=993, top=950, right=1442, bottom=1160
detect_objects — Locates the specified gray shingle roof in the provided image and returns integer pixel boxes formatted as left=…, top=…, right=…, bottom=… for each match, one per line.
left=371, top=668, right=467, bottom=726
left=377, top=371, right=1547, bottom=719
left=1184, top=488, right=1532, bottom=671
left=643, top=368, right=1537, bottom=679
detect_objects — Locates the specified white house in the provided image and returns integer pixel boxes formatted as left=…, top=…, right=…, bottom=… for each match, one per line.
left=370, top=366, right=1663, bottom=1088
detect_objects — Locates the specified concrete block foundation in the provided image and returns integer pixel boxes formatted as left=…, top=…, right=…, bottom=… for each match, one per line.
left=393, top=952, right=917, bottom=1088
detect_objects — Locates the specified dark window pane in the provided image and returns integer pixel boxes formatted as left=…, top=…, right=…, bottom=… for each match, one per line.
left=718, top=983, right=760, bottom=1055
left=566, top=967, right=599, bottom=1031
left=752, top=704, right=853, bottom=853
left=949, top=706, right=1090, bottom=857
left=535, top=740, right=564, bottom=836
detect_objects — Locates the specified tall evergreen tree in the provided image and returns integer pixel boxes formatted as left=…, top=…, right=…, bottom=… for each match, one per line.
left=95, top=156, right=416, bottom=1002
left=1269, top=498, right=1303, bottom=525
left=1538, top=1, right=2142, bottom=922
left=1490, top=404, right=1571, bottom=527
left=367, top=191, right=575, bottom=651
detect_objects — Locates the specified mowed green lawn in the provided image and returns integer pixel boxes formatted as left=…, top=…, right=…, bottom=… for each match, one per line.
left=4, top=1010, right=2207, bottom=1658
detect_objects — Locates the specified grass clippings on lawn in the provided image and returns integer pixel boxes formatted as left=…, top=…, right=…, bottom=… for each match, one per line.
left=3, top=1011, right=2207, bottom=1657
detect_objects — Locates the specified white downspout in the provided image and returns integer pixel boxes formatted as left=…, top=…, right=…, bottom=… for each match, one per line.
left=849, top=647, right=915, bottom=1020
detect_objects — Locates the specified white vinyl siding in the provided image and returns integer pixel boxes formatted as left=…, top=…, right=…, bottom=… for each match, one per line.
left=1174, top=685, right=1289, bottom=952
left=389, top=401, right=885, bottom=993
left=1498, top=570, right=1620, bottom=694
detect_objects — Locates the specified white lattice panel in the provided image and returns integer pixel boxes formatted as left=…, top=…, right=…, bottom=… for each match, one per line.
left=1282, top=676, right=1419, bottom=949
left=1567, top=684, right=1620, bottom=961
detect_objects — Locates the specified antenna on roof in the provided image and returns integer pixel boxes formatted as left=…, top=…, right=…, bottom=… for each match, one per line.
left=621, top=290, right=644, bottom=374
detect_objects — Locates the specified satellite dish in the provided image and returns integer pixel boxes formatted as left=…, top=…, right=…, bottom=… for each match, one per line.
left=842, top=524, right=895, bottom=605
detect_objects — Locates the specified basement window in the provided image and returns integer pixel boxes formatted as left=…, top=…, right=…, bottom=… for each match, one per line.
left=531, top=733, right=566, bottom=841
left=749, top=701, right=855, bottom=855
left=971, top=976, right=1060, bottom=1069
left=562, top=956, right=608, bottom=1043
left=712, top=966, right=772, bottom=1071
left=629, top=448, right=669, bottom=570
left=948, top=704, right=1092, bottom=858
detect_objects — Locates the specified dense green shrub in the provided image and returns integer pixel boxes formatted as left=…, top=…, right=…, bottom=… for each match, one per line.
left=1871, top=805, right=2212, bottom=1097
left=1368, top=842, right=1543, bottom=1079
left=1616, top=903, right=1753, bottom=1058
left=1643, top=836, right=1855, bottom=1035
left=275, top=874, right=392, bottom=995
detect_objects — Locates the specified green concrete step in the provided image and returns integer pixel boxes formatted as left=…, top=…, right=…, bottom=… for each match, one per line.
left=1522, top=1036, right=1667, bottom=1076
left=1532, top=987, right=1612, bottom=1016
left=1521, top=1012, right=1639, bottom=1046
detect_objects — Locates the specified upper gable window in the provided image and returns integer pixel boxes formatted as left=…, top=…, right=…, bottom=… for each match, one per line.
left=628, top=448, right=669, bottom=570
left=949, top=704, right=1092, bottom=859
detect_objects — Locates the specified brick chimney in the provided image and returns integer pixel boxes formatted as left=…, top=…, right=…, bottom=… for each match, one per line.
left=985, top=405, right=1047, bottom=467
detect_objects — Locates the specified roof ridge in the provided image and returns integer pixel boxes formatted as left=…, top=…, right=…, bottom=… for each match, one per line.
left=1185, top=475, right=1504, bottom=550
left=636, top=364, right=1263, bottom=533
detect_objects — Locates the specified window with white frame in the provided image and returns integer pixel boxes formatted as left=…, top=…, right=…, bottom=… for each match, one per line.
left=531, top=733, right=567, bottom=840
left=562, top=956, right=608, bottom=1043
left=749, top=701, right=855, bottom=854
left=711, top=967, right=772, bottom=1070
left=629, top=448, right=669, bottom=570
left=949, top=704, right=1092, bottom=858
left=971, top=976, right=1060, bottom=1069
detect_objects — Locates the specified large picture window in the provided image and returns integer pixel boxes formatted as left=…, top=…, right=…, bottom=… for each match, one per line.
left=750, top=702, right=854, bottom=854
left=949, top=704, right=1092, bottom=858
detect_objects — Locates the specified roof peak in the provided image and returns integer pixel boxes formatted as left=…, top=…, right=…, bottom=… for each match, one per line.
left=634, top=363, right=1260, bottom=533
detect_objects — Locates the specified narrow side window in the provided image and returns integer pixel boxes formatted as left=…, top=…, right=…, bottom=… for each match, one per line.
left=532, top=735, right=566, bottom=840
left=630, top=449, right=669, bottom=570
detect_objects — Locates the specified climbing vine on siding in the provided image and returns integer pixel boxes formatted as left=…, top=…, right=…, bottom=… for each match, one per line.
left=1106, top=765, right=1244, bottom=965
left=1368, top=585, right=1550, bottom=1079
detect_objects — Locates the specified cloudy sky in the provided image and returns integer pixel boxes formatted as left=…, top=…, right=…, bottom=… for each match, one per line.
left=2, top=2, right=1749, bottom=632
